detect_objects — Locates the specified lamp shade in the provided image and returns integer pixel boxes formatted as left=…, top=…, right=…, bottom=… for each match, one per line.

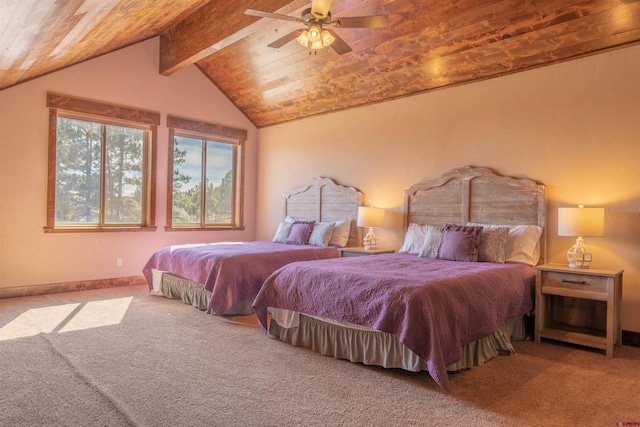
left=357, top=206, right=385, bottom=228
left=558, top=207, right=605, bottom=237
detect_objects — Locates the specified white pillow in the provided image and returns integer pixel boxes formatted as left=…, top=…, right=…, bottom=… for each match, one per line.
left=418, top=224, right=443, bottom=258
left=399, top=223, right=427, bottom=254
left=468, top=222, right=542, bottom=266
left=308, top=222, right=336, bottom=247
left=272, top=221, right=292, bottom=243
left=329, top=220, right=351, bottom=247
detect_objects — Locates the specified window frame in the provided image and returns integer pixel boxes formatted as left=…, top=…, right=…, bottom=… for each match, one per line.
left=166, top=115, right=245, bottom=231
left=45, top=93, right=158, bottom=233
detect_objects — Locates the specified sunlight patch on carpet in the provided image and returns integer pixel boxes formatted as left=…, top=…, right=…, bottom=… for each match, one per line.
left=0, top=297, right=132, bottom=341
left=60, top=297, right=132, bottom=333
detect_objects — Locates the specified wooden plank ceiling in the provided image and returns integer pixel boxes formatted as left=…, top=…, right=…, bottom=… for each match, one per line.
left=2, top=0, right=640, bottom=128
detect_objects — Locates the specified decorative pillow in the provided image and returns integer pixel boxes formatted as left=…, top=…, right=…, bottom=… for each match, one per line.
left=308, top=222, right=336, bottom=247
left=477, top=226, right=509, bottom=263
left=418, top=225, right=443, bottom=258
left=286, top=221, right=316, bottom=245
left=272, top=221, right=293, bottom=243
left=285, top=215, right=298, bottom=223
left=329, top=220, right=351, bottom=247
left=437, top=224, right=483, bottom=262
left=399, top=223, right=426, bottom=254
left=468, top=222, right=542, bottom=266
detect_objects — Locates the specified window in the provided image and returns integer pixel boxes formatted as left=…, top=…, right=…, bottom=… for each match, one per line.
left=166, top=116, right=245, bottom=230
left=46, top=93, right=158, bottom=232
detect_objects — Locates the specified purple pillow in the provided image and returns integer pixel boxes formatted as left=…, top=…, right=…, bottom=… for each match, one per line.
left=285, top=221, right=315, bottom=245
left=437, top=223, right=483, bottom=262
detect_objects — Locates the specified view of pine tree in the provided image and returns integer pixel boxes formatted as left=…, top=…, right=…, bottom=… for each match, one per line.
left=104, top=126, right=144, bottom=223
left=55, top=117, right=145, bottom=225
left=55, top=118, right=101, bottom=223
left=172, top=137, right=234, bottom=225
left=206, top=170, right=233, bottom=223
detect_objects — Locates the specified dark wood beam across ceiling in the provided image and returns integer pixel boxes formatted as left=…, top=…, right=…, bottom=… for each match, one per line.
left=159, top=0, right=303, bottom=76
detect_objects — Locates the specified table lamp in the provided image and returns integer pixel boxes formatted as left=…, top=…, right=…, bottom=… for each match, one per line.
left=557, top=205, right=605, bottom=269
left=357, top=206, right=385, bottom=250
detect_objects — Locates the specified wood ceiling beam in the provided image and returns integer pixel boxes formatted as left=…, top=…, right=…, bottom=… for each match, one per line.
left=159, top=0, right=302, bottom=76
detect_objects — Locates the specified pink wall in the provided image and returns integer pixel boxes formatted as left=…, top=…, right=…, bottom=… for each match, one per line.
left=256, top=45, right=640, bottom=333
left=0, top=38, right=258, bottom=287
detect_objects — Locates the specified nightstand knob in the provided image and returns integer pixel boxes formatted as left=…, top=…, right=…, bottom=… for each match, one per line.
left=561, top=279, right=586, bottom=285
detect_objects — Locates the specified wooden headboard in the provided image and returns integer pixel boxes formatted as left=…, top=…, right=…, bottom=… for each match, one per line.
left=404, top=166, right=547, bottom=264
left=283, top=177, right=362, bottom=247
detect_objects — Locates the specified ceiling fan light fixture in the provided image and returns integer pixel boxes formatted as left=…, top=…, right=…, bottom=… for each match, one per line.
left=308, top=25, right=322, bottom=42
left=321, top=29, right=335, bottom=47
left=296, top=29, right=310, bottom=48
left=310, top=40, right=324, bottom=50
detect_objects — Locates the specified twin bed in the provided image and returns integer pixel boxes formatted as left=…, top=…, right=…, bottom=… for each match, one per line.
left=144, top=166, right=547, bottom=391
left=142, top=176, right=362, bottom=315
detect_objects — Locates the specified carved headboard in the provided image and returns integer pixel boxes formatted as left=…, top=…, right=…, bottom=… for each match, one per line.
left=283, top=177, right=362, bottom=247
left=403, top=166, right=547, bottom=264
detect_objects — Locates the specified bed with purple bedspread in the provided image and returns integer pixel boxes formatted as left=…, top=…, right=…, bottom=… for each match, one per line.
left=253, top=252, right=535, bottom=391
left=143, top=241, right=338, bottom=315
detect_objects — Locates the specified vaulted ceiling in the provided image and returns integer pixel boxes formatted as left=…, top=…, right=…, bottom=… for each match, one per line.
left=2, top=0, right=640, bottom=128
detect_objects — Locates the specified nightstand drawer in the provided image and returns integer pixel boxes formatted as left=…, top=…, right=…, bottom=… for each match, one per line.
left=542, top=271, right=609, bottom=295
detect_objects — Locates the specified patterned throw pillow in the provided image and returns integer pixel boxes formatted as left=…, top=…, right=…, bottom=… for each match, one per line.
left=285, top=221, right=316, bottom=245
left=477, top=227, right=509, bottom=263
left=437, top=224, right=483, bottom=262
left=308, top=222, right=336, bottom=247
left=418, top=225, right=443, bottom=258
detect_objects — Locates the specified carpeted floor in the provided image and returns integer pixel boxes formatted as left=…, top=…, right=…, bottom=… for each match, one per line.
left=0, top=285, right=638, bottom=426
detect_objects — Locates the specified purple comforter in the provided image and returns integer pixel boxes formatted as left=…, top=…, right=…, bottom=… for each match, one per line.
left=142, top=241, right=338, bottom=315
left=253, top=253, right=535, bottom=391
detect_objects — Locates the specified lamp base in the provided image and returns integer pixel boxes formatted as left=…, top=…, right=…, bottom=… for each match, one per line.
left=363, top=227, right=378, bottom=250
left=567, top=237, right=592, bottom=269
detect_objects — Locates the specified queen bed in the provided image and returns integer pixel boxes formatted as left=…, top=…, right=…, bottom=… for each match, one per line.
left=142, top=176, right=362, bottom=315
left=252, top=166, right=546, bottom=391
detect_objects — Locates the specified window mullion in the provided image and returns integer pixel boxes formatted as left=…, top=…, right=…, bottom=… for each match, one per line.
left=201, top=140, right=207, bottom=227
left=100, top=124, right=107, bottom=226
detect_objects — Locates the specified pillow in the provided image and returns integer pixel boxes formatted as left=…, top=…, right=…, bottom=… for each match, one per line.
left=284, top=215, right=298, bottom=223
left=468, top=222, right=542, bottom=266
left=308, top=222, right=336, bottom=247
left=399, top=223, right=426, bottom=254
left=437, top=224, right=483, bottom=262
left=272, top=221, right=293, bottom=243
left=418, top=225, right=443, bottom=258
left=477, top=226, right=509, bottom=263
left=329, top=220, right=351, bottom=247
left=286, top=221, right=315, bottom=245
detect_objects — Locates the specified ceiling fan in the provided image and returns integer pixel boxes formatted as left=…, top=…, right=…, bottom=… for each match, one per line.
left=245, top=0, right=388, bottom=55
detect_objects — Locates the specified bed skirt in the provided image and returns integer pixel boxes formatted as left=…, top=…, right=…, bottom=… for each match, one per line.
left=268, top=313, right=528, bottom=372
left=159, top=273, right=254, bottom=315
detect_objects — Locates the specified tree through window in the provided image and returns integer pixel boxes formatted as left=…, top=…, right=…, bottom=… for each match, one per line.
left=46, top=93, right=158, bottom=232
left=167, top=116, right=245, bottom=230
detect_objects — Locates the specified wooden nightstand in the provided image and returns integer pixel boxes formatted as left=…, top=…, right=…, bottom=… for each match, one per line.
left=535, top=264, right=623, bottom=357
left=337, top=247, right=396, bottom=257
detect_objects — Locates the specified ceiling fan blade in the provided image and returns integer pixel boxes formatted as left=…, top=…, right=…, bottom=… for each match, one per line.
left=267, top=29, right=304, bottom=48
left=327, top=30, right=352, bottom=55
left=332, top=14, right=389, bottom=28
left=311, top=0, right=333, bottom=19
left=245, top=9, right=300, bottom=23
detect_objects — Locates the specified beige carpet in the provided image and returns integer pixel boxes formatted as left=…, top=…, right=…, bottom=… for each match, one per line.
left=0, top=285, right=637, bottom=427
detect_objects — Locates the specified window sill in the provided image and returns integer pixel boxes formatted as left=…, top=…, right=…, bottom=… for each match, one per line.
left=164, top=226, right=245, bottom=232
left=44, top=226, right=157, bottom=233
